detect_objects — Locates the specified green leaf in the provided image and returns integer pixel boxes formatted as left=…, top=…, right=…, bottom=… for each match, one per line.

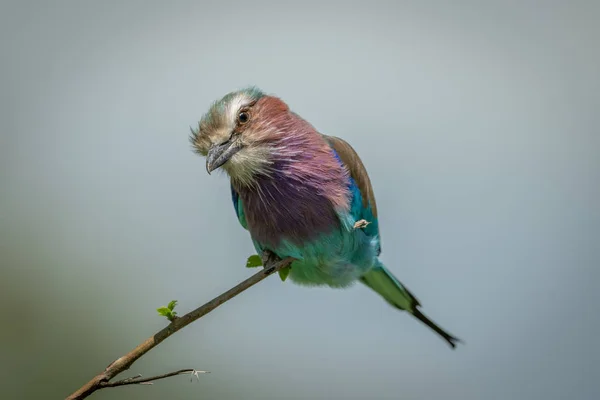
left=157, top=307, right=171, bottom=317
left=278, top=266, right=291, bottom=281
left=167, top=300, right=178, bottom=311
left=246, top=254, right=263, bottom=268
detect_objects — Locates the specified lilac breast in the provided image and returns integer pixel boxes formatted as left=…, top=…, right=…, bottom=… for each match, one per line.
left=236, top=172, right=341, bottom=248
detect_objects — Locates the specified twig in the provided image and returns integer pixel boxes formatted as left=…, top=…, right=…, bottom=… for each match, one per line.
left=101, top=369, right=208, bottom=387
left=66, top=257, right=294, bottom=400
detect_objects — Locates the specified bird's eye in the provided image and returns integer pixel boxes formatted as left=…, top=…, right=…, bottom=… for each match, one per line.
left=238, top=111, right=249, bottom=124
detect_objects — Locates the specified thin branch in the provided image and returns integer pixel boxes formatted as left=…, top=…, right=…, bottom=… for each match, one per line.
left=66, top=257, right=294, bottom=400
left=101, top=369, right=208, bottom=387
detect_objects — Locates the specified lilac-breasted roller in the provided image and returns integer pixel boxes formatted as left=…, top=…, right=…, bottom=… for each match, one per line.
left=190, top=87, right=461, bottom=348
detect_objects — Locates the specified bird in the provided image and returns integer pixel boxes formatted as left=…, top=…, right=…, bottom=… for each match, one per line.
left=190, top=87, right=461, bottom=348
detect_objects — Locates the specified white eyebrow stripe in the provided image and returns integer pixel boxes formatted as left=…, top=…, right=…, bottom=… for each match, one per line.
left=226, top=94, right=253, bottom=125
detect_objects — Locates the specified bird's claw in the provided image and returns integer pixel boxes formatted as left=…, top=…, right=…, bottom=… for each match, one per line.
left=261, top=250, right=281, bottom=268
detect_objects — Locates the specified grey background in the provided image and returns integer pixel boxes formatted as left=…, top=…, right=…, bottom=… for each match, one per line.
left=1, top=1, right=599, bottom=399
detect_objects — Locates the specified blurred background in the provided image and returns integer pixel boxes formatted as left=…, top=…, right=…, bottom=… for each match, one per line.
left=1, top=1, right=599, bottom=399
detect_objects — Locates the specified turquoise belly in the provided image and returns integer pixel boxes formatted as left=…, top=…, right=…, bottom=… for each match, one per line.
left=254, top=225, right=380, bottom=288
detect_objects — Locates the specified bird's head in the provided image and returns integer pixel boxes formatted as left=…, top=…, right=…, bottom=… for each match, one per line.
left=190, top=86, right=292, bottom=185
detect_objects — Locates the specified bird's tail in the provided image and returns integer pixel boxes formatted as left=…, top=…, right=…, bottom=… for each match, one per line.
left=359, top=262, right=462, bottom=349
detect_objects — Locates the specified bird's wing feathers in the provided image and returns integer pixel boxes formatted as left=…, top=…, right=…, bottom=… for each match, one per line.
left=323, top=134, right=381, bottom=254
left=323, top=135, right=378, bottom=218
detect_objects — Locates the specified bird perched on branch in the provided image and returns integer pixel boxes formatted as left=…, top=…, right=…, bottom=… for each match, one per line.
left=190, top=87, right=461, bottom=348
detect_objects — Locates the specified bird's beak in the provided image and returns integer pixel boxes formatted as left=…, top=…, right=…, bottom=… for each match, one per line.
left=205, top=138, right=242, bottom=174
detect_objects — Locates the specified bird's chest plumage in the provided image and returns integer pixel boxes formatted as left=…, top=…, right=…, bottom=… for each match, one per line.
left=239, top=178, right=342, bottom=249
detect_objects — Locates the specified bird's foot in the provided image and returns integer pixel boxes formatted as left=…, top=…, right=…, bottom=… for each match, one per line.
left=261, top=250, right=281, bottom=268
